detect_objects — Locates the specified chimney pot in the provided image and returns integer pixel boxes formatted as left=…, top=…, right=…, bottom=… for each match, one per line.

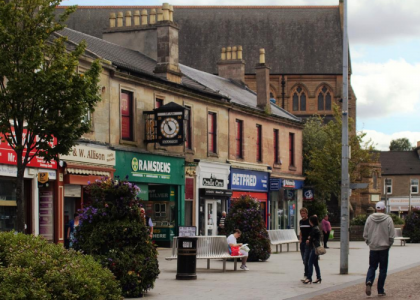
left=117, top=12, right=123, bottom=27
left=259, top=48, right=266, bottom=64
left=232, top=46, right=237, bottom=60
left=125, top=11, right=132, bottom=27
left=157, top=8, right=163, bottom=22
left=221, top=47, right=226, bottom=60
left=133, top=10, right=140, bottom=26
left=141, top=9, right=148, bottom=25
left=150, top=9, right=156, bottom=24
left=109, top=13, right=116, bottom=28
left=169, top=5, right=174, bottom=22
left=162, top=3, right=170, bottom=21
left=227, top=47, right=232, bottom=60
left=238, top=46, right=243, bottom=60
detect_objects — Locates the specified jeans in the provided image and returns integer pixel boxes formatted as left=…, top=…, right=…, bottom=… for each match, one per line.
left=323, top=231, right=330, bottom=248
left=300, top=242, right=311, bottom=277
left=366, top=248, right=389, bottom=294
left=307, top=248, right=321, bottom=281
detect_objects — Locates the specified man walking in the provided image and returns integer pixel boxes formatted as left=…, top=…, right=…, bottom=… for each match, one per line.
left=364, top=202, right=395, bottom=297
left=299, top=208, right=311, bottom=282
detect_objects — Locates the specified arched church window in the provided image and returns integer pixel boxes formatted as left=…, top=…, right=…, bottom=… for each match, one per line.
left=292, top=86, right=306, bottom=111
left=318, top=85, right=332, bottom=111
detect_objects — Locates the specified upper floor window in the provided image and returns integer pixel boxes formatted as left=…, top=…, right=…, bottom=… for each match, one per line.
left=411, top=179, right=419, bottom=194
left=292, top=86, right=306, bottom=111
left=236, top=120, right=243, bottom=158
left=121, top=90, right=134, bottom=141
left=208, top=112, right=217, bottom=153
left=317, top=86, right=332, bottom=111
left=384, top=178, right=392, bottom=194
left=289, top=133, right=295, bottom=167
left=372, top=172, right=378, bottom=190
left=185, top=106, right=192, bottom=150
left=256, top=125, right=262, bottom=162
left=156, top=98, right=164, bottom=108
left=273, top=129, right=280, bottom=164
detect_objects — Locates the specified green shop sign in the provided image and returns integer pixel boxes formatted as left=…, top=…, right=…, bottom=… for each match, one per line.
left=115, top=151, right=185, bottom=185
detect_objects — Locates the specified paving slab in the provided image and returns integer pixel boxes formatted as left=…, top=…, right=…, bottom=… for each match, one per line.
left=131, top=241, right=420, bottom=300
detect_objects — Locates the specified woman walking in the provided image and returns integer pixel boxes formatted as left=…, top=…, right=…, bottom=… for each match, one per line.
left=303, top=215, right=322, bottom=284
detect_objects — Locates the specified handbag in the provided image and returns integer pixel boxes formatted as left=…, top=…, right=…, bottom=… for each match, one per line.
left=315, top=245, right=326, bottom=256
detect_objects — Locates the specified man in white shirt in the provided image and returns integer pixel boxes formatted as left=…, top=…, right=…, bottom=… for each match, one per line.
left=227, top=229, right=249, bottom=270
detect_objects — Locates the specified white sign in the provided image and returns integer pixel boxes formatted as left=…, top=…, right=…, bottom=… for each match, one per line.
left=60, top=145, right=115, bottom=166
left=389, top=197, right=420, bottom=211
left=179, top=226, right=196, bottom=237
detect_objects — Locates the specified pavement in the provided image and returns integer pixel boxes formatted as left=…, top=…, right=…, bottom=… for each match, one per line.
left=133, top=241, right=420, bottom=300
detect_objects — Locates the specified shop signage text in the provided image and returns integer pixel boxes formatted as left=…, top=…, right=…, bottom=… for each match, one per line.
left=283, top=179, right=295, bottom=188
left=230, top=169, right=268, bottom=192
left=202, top=177, right=224, bottom=187
left=60, top=145, right=115, bottom=166
left=132, top=158, right=171, bottom=173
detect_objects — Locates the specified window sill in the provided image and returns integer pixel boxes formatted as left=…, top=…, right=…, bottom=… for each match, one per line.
left=208, top=152, right=219, bottom=158
left=273, top=163, right=282, bottom=169
left=185, top=148, right=195, bottom=155
left=289, top=165, right=297, bottom=171
left=120, top=139, right=137, bottom=146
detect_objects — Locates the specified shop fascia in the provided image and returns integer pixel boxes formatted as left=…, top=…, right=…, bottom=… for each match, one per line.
left=60, top=144, right=116, bottom=167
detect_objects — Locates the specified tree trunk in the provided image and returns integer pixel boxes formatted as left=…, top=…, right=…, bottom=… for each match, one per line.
left=15, top=150, right=26, bottom=233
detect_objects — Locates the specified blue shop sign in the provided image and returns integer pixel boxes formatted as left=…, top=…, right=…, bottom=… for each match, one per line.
left=270, top=178, right=305, bottom=190
left=230, top=169, right=268, bottom=192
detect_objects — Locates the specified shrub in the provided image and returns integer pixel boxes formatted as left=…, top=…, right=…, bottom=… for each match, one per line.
left=350, top=213, right=404, bottom=226
left=74, top=178, right=159, bottom=298
left=303, top=200, right=328, bottom=220
left=0, top=232, right=121, bottom=300
left=225, top=195, right=271, bottom=262
left=403, top=209, right=420, bottom=243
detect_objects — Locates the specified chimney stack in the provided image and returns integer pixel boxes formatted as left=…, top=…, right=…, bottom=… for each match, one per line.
left=255, top=48, right=271, bottom=114
left=153, top=3, right=182, bottom=84
left=217, top=45, right=245, bottom=83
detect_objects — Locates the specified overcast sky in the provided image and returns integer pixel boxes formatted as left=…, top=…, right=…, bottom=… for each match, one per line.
left=62, top=0, right=420, bottom=150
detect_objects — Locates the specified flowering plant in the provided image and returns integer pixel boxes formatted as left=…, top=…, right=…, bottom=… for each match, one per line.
left=402, top=208, right=420, bottom=243
left=225, top=195, right=271, bottom=261
left=74, top=178, right=159, bottom=298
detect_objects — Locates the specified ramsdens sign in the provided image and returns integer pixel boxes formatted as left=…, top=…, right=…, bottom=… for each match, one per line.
left=131, top=157, right=171, bottom=173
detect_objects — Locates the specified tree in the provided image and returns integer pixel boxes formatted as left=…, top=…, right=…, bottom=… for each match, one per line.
left=225, top=195, right=271, bottom=262
left=303, top=105, right=376, bottom=202
left=389, top=138, right=413, bottom=151
left=0, top=0, right=101, bottom=232
left=74, top=178, right=160, bottom=298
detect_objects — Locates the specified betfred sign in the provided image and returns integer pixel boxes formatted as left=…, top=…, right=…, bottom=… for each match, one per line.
left=0, top=130, right=57, bottom=169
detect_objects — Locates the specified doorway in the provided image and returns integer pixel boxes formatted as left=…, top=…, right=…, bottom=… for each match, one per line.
left=205, top=200, right=218, bottom=236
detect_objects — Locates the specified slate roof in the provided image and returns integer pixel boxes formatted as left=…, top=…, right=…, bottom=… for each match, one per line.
left=380, top=151, right=420, bottom=175
left=56, top=6, right=344, bottom=75
left=58, top=27, right=301, bottom=124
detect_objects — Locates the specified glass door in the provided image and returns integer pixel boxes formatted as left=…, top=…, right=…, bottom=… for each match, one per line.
left=205, top=200, right=218, bottom=236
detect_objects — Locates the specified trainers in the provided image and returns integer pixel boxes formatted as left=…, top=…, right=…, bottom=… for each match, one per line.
left=240, top=265, right=249, bottom=271
left=365, top=282, right=372, bottom=296
left=378, top=293, right=386, bottom=297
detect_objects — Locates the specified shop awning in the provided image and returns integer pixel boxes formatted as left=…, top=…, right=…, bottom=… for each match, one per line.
left=66, top=167, right=112, bottom=177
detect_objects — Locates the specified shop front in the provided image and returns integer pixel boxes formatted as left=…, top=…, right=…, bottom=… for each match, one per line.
left=115, top=150, right=185, bottom=247
left=229, top=168, right=269, bottom=228
left=270, top=178, right=304, bottom=232
left=196, top=161, right=231, bottom=236
left=59, top=144, right=116, bottom=246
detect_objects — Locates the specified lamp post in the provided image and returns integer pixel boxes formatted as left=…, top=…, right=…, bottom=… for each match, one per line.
left=409, top=180, right=412, bottom=213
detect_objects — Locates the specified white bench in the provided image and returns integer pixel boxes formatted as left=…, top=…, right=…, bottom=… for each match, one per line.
left=394, top=228, right=410, bottom=246
left=267, top=229, right=299, bottom=253
left=165, top=236, right=246, bottom=272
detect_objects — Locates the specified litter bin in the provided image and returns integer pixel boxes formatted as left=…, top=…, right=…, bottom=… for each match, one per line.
left=176, top=237, right=198, bottom=280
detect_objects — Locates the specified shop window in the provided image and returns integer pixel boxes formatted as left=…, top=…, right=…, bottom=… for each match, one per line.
left=121, top=90, right=134, bottom=141
left=256, top=124, right=262, bottom=162
left=185, top=106, right=192, bottom=150
left=0, top=178, right=17, bottom=232
left=274, top=129, right=280, bottom=164
left=289, top=133, right=295, bottom=167
left=384, top=179, right=392, bottom=194
left=292, top=86, right=306, bottom=111
left=236, top=119, right=243, bottom=158
left=411, top=179, right=419, bottom=194
left=208, top=112, right=217, bottom=153
left=154, top=203, right=166, bottom=217
left=317, top=85, right=332, bottom=111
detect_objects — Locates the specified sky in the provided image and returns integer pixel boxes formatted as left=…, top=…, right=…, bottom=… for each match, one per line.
left=62, top=0, right=420, bottom=151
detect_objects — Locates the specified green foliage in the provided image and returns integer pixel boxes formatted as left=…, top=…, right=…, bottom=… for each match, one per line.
left=0, top=0, right=101, bottom=231
left=303, top=200, right=328, bottom=220
left=389, top=138, right=413, bottom=151
left=389, top=213, right=404, bottom=225
left=225, top=195, right=271, bottom=262
left=303, top=106, right=377, bottom=201
left=350, top=214, right=368, bottom=226
left=403, top=209, right=420, bottom=243
left=74, top=178, right=159, bottom=298
left=0, top=232, right=122, bottom=300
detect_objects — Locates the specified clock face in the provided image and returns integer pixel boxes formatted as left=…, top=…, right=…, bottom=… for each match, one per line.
left=160, top=117, right=180, bottom=138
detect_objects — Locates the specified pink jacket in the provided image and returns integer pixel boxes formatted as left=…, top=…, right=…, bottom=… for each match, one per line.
left=321, top=219, right=332, bottom=232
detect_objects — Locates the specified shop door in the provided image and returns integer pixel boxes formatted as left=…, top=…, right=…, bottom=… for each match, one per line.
left=205, top=200, right=218, bottom=236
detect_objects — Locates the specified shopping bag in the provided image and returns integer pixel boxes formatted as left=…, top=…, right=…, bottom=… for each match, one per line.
left=329, top=230, right=334, bottom=239
left=230, top=246, right=240, bottom=256
left=315, top=246, right=326, bottom=256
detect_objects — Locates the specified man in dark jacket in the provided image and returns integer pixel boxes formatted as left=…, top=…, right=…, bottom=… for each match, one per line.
left=363, top=201, right=395, bottom=297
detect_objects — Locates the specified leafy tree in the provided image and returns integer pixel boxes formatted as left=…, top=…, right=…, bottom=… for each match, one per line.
left=303, top=105, right=376, bottom=202
left=74, top=178, right=160, bottom=298
left=225, top=195, right=271, bottom=262
left=389, top=138, right=413, bottom=151
left=0, top=0, right=101, bottom=232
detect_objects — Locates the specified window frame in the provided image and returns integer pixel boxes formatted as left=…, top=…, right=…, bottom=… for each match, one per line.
left=384, top=178, right=392, bottom=195
left=292, top=86, right=306, bottom=112
left=273, top=129, right=280, bottom=164
left=120, top=90, right=134, bottom=141
left=317, top=85, right=333, bottom=111
left=155, top=98, right=164, bottom=109
left=411, top=179, right=419, bottom=194
left=236, top=119, right=243, bottom=159
left=256, top=124, right=262, bottom=162
left=289, top=133, right=295, bottom=167
left=208, top=112, right=217, bottom=154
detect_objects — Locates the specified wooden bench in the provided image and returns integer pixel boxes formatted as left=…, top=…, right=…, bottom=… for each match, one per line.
left=165, top=236, right=246, bottom=272
left=267, top=229, right=299, bottom=253
left=394, top=228, right=410, bottom=246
